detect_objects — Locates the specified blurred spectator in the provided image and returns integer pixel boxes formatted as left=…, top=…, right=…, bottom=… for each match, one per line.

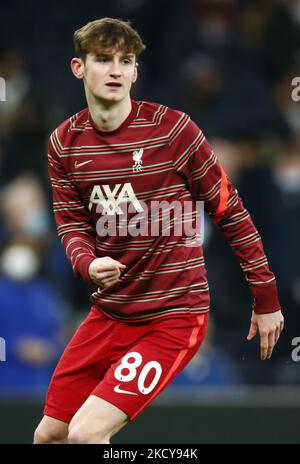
left=0, top=173, right=90, bottom=313
left=176, top=54, right=224, bottom=137
left=0, top=50, right=30, bottom=137
left=1, top=173, right=51, bottom=241
left=269, top=142, right=300, bottom=358
left=0, top=237, right=68, bottom=395
left=0, top=50, right=48, bottom=185
left=0, top=174, right=70, bottom=394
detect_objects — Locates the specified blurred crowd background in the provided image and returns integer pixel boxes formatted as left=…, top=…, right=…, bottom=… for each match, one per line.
left=0, top=0, right=300, bottom=397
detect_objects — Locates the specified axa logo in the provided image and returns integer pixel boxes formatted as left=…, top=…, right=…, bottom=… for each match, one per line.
left=89, top=182, right=144, bottom=215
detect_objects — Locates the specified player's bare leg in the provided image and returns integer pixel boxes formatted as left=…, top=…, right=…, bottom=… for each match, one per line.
left=68, top=395, right=128, bottom=444
left=33, top=416, right=69, bottom=444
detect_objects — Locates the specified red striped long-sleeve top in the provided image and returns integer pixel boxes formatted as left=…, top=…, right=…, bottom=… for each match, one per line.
left=48, top=100, right=281, bottom=321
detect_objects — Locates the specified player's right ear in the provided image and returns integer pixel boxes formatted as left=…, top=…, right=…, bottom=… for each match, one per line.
left=70, top=57, right=84, bottom=80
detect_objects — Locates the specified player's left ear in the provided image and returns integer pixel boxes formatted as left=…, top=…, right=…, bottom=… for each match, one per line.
left=132, top=63, right=138, bottom=83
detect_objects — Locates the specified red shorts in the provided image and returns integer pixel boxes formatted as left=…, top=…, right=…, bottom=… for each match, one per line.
left=44, top=307, right=208, bottom=423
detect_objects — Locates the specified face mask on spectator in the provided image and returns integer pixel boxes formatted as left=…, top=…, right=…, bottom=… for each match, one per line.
left=21, top=209, right=50, bottom=238
left=274, top=165, right=300, bottom=194
left=0, top=244, right=40, bottom=281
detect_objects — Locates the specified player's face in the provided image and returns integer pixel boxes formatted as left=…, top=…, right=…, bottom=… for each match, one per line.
left=82, top=50, right=137, bottom=103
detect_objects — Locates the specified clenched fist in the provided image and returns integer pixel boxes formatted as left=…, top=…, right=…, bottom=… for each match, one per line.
left=88, top=256, right=126, bottom=289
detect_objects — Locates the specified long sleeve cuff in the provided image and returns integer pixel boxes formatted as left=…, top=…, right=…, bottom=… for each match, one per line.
left=251, top=280, right=281, bottom=314
left=75, top=254, right=96, bottom=285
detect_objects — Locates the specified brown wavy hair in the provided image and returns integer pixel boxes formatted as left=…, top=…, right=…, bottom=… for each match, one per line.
left=74, top=18, right=146, bottom=61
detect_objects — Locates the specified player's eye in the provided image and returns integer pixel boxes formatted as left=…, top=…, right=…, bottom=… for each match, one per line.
left=97, top=57, right=109, bottom=63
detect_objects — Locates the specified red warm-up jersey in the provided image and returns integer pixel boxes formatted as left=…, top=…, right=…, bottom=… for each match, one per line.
left=48, top=100, right=281, bottom=321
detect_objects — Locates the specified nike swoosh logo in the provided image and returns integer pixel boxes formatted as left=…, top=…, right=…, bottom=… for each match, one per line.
left=75, top=160, right=93, bottom=169
left=114, top=384, right=138, bottom=395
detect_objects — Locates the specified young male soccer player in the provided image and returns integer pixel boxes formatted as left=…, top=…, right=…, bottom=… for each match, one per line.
left=34, top=18, right=284, bottom=444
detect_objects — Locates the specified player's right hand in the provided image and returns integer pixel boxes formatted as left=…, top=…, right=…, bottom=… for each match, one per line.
left=88, top=257, right=126, bottom=288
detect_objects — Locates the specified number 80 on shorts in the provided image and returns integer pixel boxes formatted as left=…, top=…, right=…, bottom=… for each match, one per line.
left=114, top=351, right=162, bottom=395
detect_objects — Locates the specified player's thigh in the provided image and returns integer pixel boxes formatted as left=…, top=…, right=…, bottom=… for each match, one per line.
left=44, top=307, right=115, bottom=424
left=34, top=415, right=69, bottom=444
left=93, top=313, right=208, bottom=422
left=68, top=395, right=128, bottom=441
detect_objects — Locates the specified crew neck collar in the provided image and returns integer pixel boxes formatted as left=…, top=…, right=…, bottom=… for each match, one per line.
left=88, top=100, right=138, bottom=136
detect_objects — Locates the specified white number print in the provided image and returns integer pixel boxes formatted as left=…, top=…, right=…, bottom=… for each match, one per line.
left=114, top=351, right=162, bottom=395
left=138, top=360, right=162, bottom=395
left=115, top=351, right=142, bottom=383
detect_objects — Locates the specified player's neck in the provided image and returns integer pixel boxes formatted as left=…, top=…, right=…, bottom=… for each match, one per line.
left=87, top=95, right=132, bottom=132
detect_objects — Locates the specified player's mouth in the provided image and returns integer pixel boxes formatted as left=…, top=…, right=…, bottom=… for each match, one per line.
left=106, top=82, right=122, bottom=88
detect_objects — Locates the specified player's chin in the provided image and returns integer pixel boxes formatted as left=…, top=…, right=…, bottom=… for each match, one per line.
left=100, top=92, right=124, bottom=102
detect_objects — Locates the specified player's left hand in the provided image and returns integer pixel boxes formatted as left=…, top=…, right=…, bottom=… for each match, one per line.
left=247, top=310, right=284, bottom=360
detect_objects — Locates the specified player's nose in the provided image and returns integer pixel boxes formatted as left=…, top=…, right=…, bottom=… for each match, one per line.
left=109, top=60, right=122, bottom=76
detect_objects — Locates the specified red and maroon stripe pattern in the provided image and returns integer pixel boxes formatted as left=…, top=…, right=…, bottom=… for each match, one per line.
left=47, top=99, right=281, bottom=320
